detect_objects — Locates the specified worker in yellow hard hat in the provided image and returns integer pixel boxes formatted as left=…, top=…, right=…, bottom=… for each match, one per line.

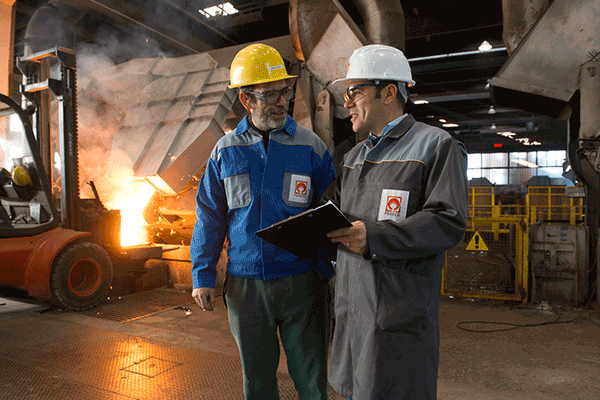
left=229, top=43, right=298, bottom=134
left=190, top=43, right=336, bottom=400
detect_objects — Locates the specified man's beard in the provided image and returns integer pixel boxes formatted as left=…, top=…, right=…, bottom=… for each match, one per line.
left=252, top=105, right=287, bottom=131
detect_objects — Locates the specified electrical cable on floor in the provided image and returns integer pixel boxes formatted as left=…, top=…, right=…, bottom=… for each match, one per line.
left=456, top=280, right=598, bottom=333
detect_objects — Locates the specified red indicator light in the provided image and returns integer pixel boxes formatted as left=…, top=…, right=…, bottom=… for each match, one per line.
left=494, top=143, right=503, bottom=148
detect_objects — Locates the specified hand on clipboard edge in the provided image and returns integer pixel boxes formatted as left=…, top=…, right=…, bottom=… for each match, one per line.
left=327, top=219, right=369, bottom=256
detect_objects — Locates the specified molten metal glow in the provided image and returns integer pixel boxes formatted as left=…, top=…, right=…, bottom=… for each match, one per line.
left=106, top=180, right=155, bottom=246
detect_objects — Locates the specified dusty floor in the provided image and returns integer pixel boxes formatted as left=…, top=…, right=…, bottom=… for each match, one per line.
left=0, top=285, right=599, bottom=399
left=438, top=297, right=600, bottom=399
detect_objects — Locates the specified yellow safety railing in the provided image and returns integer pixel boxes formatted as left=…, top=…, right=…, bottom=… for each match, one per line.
left=468, top=185, right=585, bottom=235
left=526, top=186, right=585, bottom=225
left=444, top=185, right=585, bottom=302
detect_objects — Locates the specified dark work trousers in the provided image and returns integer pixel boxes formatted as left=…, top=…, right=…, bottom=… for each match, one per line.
left=224, top=269, right=330, bottom=400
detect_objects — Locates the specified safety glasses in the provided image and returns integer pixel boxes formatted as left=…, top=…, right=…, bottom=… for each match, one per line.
left=246, top=87, right=295, bottom=104
left=343, top=82, right=379, bottom=103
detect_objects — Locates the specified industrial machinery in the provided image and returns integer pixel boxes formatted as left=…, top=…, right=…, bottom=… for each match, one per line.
left=491, top=0, right=600, bottom=304
left=0, top=45, right=169, bottom=310
left=3, top=0, right=596, bottom=308
left=0, top=90, right=113, bottom=310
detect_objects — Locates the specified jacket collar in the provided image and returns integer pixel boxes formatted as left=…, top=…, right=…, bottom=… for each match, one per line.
left=365, top=114, right=416, bottom=148
left=235, top=115, right=297, bottom=136
left=383, top=114, right=416, bottom=139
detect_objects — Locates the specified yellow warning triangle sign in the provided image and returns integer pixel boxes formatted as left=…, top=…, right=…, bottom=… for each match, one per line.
left=465, top=230, right=489, bottom=251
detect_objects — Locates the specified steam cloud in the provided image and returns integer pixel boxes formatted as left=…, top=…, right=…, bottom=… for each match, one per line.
left=74, top=20, right=180, bottom=202
left=24, top=0, right=204, bottom=204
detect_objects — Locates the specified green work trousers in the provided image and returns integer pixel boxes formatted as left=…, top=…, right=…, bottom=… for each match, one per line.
left=224, top=269, right=330, bottom=400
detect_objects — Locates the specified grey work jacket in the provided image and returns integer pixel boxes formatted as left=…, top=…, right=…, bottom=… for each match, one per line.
left=328, top=115, right=469, bottom=399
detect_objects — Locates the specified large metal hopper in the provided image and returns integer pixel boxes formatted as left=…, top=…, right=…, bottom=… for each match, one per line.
left=107, top=52, right=235, bottom=195
left=490, top=0, right=600, bottom=119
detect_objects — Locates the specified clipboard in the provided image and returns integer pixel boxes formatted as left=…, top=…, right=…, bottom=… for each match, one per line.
left=255, top=201, right=352, bottom=258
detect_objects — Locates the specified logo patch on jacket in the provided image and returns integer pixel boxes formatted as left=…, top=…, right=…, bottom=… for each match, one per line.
left=289, top=174, right=311, bottom=203
left=378, top=189, right=409, bottom=222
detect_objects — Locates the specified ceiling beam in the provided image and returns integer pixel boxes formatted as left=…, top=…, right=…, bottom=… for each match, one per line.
left=412, top=90, right=490, bottom=103
left=59, top=0, right=214, bottom=54
left=159, top=0, right=235, bottom=44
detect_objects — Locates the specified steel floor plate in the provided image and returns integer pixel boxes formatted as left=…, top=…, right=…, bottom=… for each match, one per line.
left=79, top=287, right=199, bottom=323
left=0, top=291, right=344, bottom=399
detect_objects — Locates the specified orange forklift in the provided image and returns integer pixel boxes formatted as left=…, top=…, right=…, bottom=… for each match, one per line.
left=0, top=46, right=159, bottom=310
left=0, top=88, right=113, bottom=310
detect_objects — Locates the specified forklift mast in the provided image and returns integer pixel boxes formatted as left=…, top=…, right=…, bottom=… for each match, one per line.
left=17, top=46, right=79, bottom=231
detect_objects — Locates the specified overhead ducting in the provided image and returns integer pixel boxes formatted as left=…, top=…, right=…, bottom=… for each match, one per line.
left=290, top=0, right=406, bottom=62
left=501, top=0, right=550, bottom=55
left=22, top=0, right=82, bottom=56
left=290, top=0, right=406, bottom=119
left=352, top=0, right=406, bottom=51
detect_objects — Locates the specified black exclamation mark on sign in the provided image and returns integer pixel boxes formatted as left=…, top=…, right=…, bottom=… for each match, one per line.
left=475, top=235, right=480, bottom=249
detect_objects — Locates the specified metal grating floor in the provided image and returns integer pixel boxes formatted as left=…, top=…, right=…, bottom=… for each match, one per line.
left=80, top=287, right=200, bottom=323
left=0, top=289, right=344, bottom=399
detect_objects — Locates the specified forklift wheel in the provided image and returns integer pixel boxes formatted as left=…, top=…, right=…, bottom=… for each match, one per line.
left=51, top=241, right=113, bottom=311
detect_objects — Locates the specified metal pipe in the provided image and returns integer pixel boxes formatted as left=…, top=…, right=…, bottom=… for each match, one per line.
left=351, top=0, right=405, bottom=50
left=502, top=0, right=550, bottom=54
left=580, top=61, right=600, bottom=143
left=408, top=47, right=507, bottom=63
left=23, top=1, right=81, bottom=56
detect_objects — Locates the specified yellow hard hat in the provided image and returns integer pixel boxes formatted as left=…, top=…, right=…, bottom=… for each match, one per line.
left=229, top=43, right=297, bottom=88
left=12, top=165, right=32, bottom=187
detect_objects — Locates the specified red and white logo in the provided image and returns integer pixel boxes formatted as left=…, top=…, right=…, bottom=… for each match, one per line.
left=385, top=196, right=403, bottom=213
left=378, top=189, right=409, bottom=222
left=289, top=174, right=311, bottom=204
left=295, top=180, right=308, bottom=195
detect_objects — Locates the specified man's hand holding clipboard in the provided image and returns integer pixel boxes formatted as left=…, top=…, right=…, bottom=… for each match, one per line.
left=326, top=220, right=369, bottom=256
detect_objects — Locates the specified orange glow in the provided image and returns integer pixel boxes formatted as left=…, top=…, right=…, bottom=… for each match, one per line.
left=105, top=179, right=155, bottom=247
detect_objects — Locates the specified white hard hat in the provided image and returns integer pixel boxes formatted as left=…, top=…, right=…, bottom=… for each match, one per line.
left=332, top=44, right=415, bottom=87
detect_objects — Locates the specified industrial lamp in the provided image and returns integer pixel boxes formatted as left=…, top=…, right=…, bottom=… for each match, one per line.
left=478, top=40, right=492, bottom=52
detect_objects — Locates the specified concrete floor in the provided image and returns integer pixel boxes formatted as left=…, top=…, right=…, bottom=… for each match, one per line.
left=0, top=285, right=599, bottom=399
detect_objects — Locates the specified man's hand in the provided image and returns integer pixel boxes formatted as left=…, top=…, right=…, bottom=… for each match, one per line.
left=327, top=220, right=369, bottom=255
left=192, top=287, right=216, bottom=311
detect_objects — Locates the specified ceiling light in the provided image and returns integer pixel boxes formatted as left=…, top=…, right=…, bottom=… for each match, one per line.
left=439, top=119, right=447, bottom=123
left=488, top=106, right=496, bottom=114
left=199, top=2, right=239, bottom=18
left=443, top=123, right=459, bottom=128
left=490, top=123, right=497, bottom=130
left=497, top=131, right=516, bottom=138
left=485, top=80, right=491, bottom=89
left=413, top=99, right=429, bottom=104
left=478, top=40, right=492, bottom=52
left=515, top=138, right=541, bottom=146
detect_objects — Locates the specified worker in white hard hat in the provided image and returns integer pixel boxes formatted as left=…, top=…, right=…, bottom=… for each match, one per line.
left=324, top=44, right=469, bottom=399
left=190, top=43, right=336, bottom=400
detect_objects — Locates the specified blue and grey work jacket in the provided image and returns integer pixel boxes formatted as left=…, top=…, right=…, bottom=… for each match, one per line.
left=190, top=115, right=336, bottom=288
